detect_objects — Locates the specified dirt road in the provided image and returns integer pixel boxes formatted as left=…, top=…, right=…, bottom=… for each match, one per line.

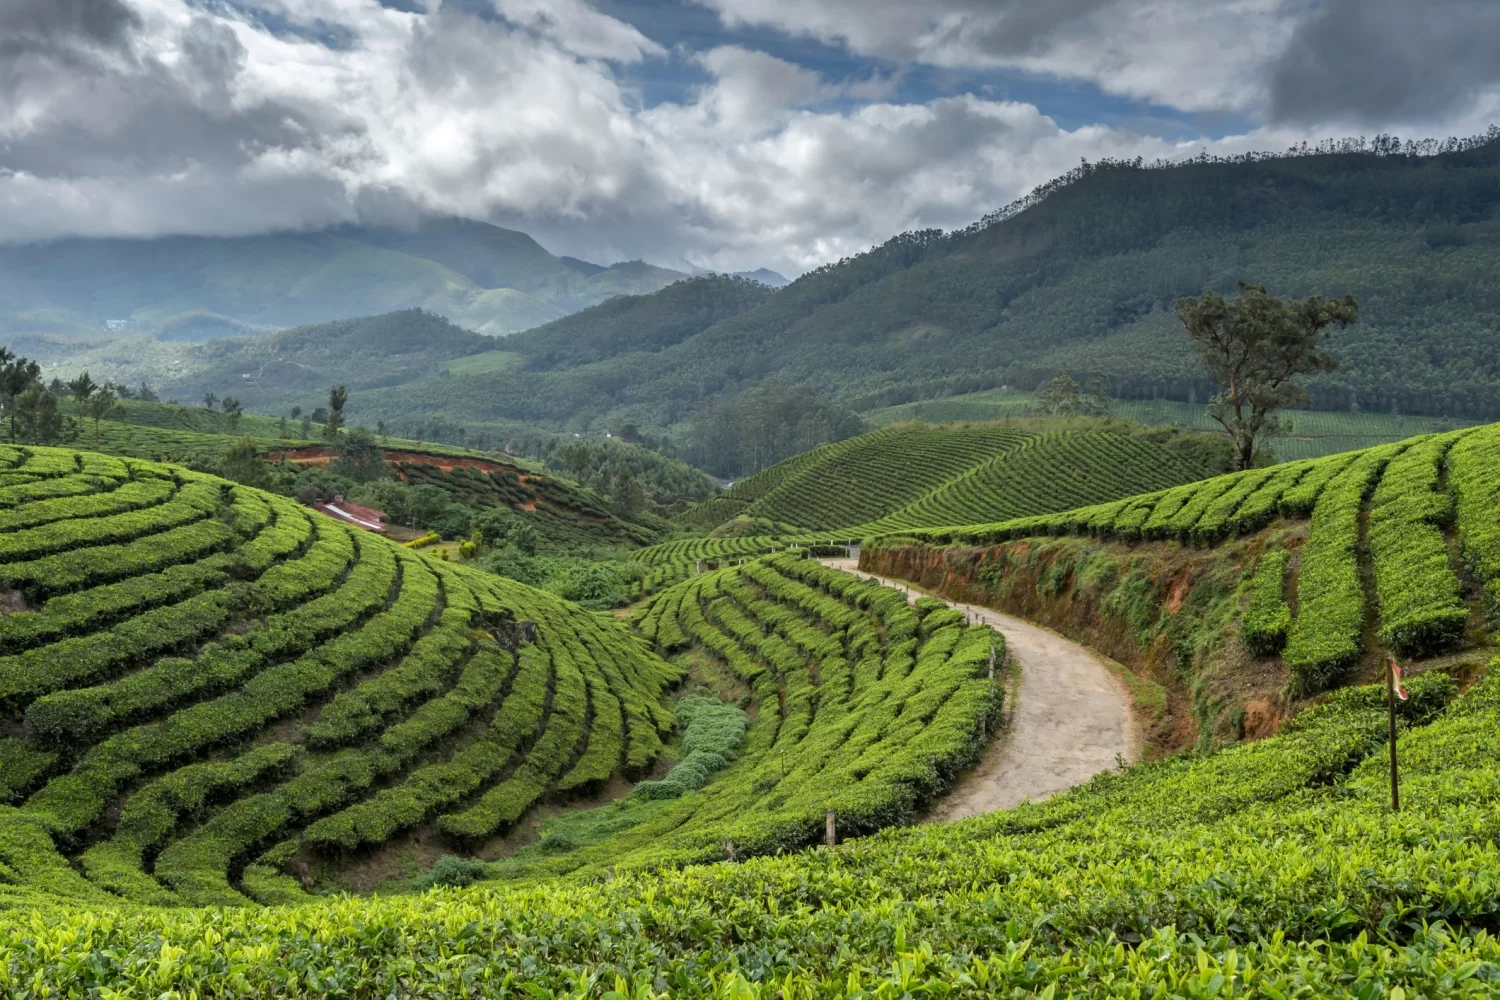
left=821, top=559, right=1140, bottom=821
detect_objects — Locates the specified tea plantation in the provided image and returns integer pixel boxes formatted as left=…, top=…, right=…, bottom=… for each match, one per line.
left=877, top=423, right=1500, bottom=696
left=7, top=420, right=1500, bottom=998
left=679, top=421, right=1222, bottom=533
left=0, top=445, right=683, bottom=908
left=636, top=423, right=1224, bottom=598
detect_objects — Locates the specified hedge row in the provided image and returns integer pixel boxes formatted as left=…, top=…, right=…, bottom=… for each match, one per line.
left=1369, top=430, right=1472, bottom=656
left=1283, top=443, right=1404, bottom=692
left=1242, top=549, right=1292, bottom=657
left=22, top=522, right=365, bottom=746
left=439, top=630, right=588, bottom=840
left=0, top=475, right=172, bottom=534
left=22, top=549, right=437, bottom=838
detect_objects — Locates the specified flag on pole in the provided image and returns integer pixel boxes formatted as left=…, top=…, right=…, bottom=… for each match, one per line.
left=1387, top=653, right=1408, bottom=701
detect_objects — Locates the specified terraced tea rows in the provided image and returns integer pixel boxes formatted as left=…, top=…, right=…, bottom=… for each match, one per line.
left=11, top=655, right=1499, bottom=996
left=720, top=425, right=1033, bottom=530
left=863, top=430, right=1205, bottom=532
left=640, top=426, right=1223, bottom=600
left=0, top=446, right=681, bottom=907
left=878, top=424, right=1498, bottom=693
left=502, top=552, right=1003, bottom=876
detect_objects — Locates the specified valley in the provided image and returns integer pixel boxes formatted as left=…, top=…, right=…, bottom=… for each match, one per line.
left=4, top=64, right=1500, bottom=994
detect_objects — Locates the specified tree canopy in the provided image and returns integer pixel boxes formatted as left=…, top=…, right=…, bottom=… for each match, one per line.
left=1178, top=281, right=1359, bottom=469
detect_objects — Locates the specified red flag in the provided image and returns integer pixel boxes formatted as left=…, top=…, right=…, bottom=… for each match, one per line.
left=1387, top=654, right=1408, bottom=701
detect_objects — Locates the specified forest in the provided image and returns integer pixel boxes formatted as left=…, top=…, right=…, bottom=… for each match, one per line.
left=330, top=131, right=1500, bottom=441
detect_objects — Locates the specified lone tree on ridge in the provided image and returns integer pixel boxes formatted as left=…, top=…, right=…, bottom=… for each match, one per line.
left=1177, top=281, right=1358, bottom=470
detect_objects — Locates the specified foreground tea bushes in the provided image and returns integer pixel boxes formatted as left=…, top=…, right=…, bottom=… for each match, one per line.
left=495, top=553, right=1001, bottom=879
left=0, top=446, right=685, bottom=903
left=4, top=667, right=1497, bottom=997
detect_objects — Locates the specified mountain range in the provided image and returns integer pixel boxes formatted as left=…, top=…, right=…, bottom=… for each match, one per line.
left=18, top=135, right=1500, bottom=463
left=0, top=217, right=702, bottom=339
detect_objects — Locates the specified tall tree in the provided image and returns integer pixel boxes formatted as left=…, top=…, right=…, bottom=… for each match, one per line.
left=1177, top=281, right=1359, bottom=470
left=81, top=385, right=119, bottom=451
left=611, top=469, right=646, bottom=518
left=558, top=439, right=592, bottom=480
left=326, top=385, right=347, bottom=440
left=202, top=392, right=217, bottom=410
left=221, top=397, right=243, bottom=433
left=220, top=436, right=273, bottom=490
left=66, top=372, right=98, bottom=419
left=328, top=427, right=388, bottom=482
left=0, top=353, right=41, bottom=442
left=15, top=386, right=66, bottom=444
left=1035, top=370, right=1082, bottom=417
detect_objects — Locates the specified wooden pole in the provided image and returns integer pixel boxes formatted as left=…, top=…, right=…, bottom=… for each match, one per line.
left=1387, top=654, right=1400, bottom=812
left=825, top=809, right=837, bottom=847
left=988, top=640, right=997, bottom=680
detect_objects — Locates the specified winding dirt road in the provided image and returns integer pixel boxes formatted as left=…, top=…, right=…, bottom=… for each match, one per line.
left=821, top=559, right=1141, bottom=821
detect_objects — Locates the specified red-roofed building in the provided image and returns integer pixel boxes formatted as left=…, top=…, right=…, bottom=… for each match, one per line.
left=313, top=495, right=388, bottom=533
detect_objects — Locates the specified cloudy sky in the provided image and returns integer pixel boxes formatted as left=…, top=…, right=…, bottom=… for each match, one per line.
left=4, top=0, right=1499, bottom=275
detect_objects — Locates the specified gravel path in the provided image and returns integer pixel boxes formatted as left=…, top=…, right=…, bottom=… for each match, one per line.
left=821, top=559, right=1141, bottom=821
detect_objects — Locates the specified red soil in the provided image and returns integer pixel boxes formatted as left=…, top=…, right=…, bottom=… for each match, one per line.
left=268, top=446, right=530, bottom=478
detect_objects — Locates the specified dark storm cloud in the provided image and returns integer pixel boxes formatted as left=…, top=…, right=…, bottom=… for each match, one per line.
left=1269, top=0, right=1500, bottom=125
left=1, top=12, right=324, bottom=178
left=1, top=0, right=141, bottom=51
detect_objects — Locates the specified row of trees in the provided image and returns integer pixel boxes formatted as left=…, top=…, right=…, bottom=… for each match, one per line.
left=0, top=350, right=138, bottom=447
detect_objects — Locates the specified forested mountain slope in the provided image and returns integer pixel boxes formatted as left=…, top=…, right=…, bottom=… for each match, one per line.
left=0, top=447, right=681, bottom=906
left=350, top=134, right=1500, bottom=436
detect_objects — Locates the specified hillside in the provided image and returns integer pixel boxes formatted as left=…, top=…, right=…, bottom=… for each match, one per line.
left=336, top=135, right=1500, bottom=442
left=867, top=388, right=1484, bottom=460
left=676, top=420, right=1230, bottom=532
left=0, top=447, right=683, bottom=906
left=6, top=428, right=1500, bottom=996
left=860, top=423, right=1500, bottom=742
left=37, top=399, right=672, bottom=551
left=0, top=217, right=688, bottom=339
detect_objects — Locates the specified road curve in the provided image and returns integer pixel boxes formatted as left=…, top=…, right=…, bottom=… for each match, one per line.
left=820, top=558, right=1141, bottom=821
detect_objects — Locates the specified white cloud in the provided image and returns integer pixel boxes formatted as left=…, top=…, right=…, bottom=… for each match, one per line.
left=0, top=0, right=1494, bottom=279
left=695, top=0, right=1303, bottom=114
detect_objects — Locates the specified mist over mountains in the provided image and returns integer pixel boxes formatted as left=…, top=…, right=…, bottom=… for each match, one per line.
left=0, top=217, right=692, bottom=340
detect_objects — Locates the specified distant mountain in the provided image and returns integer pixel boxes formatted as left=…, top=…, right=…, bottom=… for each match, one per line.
left=340, top=134, right=1500, bottom=433
left=0, top=217, right=689, bottom=339
left=689, top=266, right=790, bottom=287
left=733, top=268, right=791, bottom=288
left=32, top=136, right=1500, bottom=470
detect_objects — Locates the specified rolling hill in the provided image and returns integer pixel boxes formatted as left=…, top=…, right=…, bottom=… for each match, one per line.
left=865, top=388, right=1485, bottom=460
left=0, top=217, right=688, bottom=339
left=2, top=416, right=1500, bottom=995
left=0, top=447, right=682, bottom=906
left=6, top=422, right=1500, bottom=998
left=675, top=420, right=1232, bottom=532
